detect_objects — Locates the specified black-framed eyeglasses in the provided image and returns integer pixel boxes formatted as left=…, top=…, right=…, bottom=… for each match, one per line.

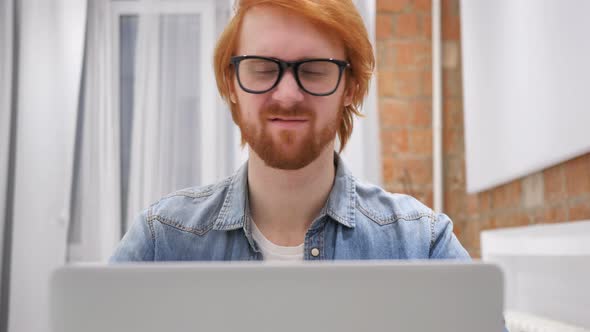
left=230, top=55, right=350, bottom=96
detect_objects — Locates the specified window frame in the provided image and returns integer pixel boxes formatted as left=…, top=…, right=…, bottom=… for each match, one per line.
left=110, top=0, right=219, bottom=184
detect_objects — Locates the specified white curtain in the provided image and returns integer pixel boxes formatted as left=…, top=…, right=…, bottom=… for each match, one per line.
left=69, top=0, right=232, bottom=261
left=0, top=0, right=14, bottom=278
left=69, top=0, right=121, bottom=262
left=341, top=0, right=381, bottom=185
left=125, top=13, right=203, bottom=230
left=9, top=0, right=86, bottom=331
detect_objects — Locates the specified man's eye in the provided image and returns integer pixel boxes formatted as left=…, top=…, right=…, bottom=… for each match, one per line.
left=254, top=69, right=278, bottom=74
left=300, top=70, right=328, bottom=78
left=247, top=65, right=278, bottom=74
left=301, top=70, right=326, bottom=75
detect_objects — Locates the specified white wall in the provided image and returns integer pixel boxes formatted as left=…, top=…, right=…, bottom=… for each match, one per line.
left=8, top=0, right=86, bottom=331
left=461, top=0, right=590, bottom=193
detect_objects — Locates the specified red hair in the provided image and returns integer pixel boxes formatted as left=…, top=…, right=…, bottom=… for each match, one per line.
left=213, top=0, right=375, bottom=152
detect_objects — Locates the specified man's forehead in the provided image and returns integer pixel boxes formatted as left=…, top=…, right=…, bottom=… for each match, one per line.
left=236, top=5, right=345, bottom=59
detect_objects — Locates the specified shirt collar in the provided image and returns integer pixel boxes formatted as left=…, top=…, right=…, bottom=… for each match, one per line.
left=212, top=152, right=357, bottom=231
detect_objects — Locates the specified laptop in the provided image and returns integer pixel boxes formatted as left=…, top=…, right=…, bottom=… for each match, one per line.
left=50, top=261, right=504, bottom=332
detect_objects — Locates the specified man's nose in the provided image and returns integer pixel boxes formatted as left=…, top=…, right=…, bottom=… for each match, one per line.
left=270, top=70, right=305, bottom=108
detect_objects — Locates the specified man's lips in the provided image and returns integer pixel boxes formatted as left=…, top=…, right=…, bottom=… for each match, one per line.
left=268, top=117, right=308, bottom=121
left=267, top=117, right=309, bottom=128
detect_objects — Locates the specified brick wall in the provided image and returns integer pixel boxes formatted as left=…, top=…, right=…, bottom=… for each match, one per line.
left=377, top=0, right=590, bottom=258
left=378, top=0, right=434, bottom=207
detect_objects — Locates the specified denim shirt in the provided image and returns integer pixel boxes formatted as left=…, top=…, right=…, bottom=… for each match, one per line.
left=110, top=154, right=470, bottom=262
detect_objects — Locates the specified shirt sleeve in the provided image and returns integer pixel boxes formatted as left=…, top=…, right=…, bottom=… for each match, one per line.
left=429, top=212, right=471, bottom=259
left=109, top=209, right=155, bottom=262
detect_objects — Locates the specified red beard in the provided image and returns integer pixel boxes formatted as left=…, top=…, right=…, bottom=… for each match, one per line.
left=237, top=103, right=340, bottom=170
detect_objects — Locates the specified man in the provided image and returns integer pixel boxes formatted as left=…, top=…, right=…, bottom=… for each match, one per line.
left=110, top=0, right=470, bottom=262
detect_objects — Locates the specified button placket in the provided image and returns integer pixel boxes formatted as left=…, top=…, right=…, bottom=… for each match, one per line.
left=310, top=248, right=320, bottom=257
left=305, top=227, right=324, bottom=260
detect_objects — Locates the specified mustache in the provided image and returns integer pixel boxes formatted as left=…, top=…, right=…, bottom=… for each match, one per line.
left=260, top=104, right=314, bottom=118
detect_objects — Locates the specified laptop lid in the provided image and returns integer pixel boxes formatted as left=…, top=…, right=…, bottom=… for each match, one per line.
left=50, top=261, right=504, bottom=332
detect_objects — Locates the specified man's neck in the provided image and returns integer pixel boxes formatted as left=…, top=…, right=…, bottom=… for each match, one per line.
left=247, top=145, right=336, bottom=247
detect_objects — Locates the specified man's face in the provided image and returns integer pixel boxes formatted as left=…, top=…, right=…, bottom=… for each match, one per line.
left=231, top=5, right=353, bottom=170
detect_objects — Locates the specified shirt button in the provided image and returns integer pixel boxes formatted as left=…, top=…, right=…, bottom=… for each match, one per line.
left=311, top=248, right=320, bottom=257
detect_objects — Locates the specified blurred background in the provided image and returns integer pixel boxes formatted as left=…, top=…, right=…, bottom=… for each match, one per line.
left=0, top=0, right=589, bottom=331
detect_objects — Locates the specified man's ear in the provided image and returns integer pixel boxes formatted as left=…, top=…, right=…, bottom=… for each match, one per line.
left=223, top=71, right=238, bottom=104
left=343, top=81, right=356, bottom=107
left=228, top=78, right=238, bottom=104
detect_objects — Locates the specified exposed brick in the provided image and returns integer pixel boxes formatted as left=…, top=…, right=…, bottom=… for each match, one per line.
left=409, top=128, right=432, bottom=154
left=443, top=69, right=462, bottom=97
left=569, top=199, right=590, bottom=221
left=442, top=41, right=460, bottom=69
left=394, top=13, right=420, bottom=38
left=521, top=173, right=544, bottom=209
left=382, top=129, right=409, bottom=154
left=443, top=127, right=462, bottom=155
left=543, top=204, right=568, bottom=224
left=393, top=41, right=432, bottom=69
left=377, top=0, right=589, bottom=253
left=463, top=216, right=496, bottom=258
left=442, top=0, right=460, bottom=17
left=466, top=193, right=479, bottom=217
left=380, top=131, right=392, bottom=155
left=414, top=0, right=431, bottom=12
left=422, top=14, right=432, bottom=40
left=397, top=157, right=433, bottom=186
left=389, top=162, right=406, bottom=185
left=383, top=184, right=396, bottom=193
left=444, top=188, right=465, bottom=216
left=382, top=156, right=395, bottom=183
left=564, top=154, right=590, bottom=196
left=414, top=189, right=434, bottom=208
left=421, top=70, right=432, bottom=97
left=424, top=190, right=434, bottom=208
left=453, top=218, right=466, bottom=238
left=411, top=100, right=432, bottom=127
left=378, top=71, right=396, bottom=97
left=543, top=164, right=566, bottom=203
left=443, top=98, right=463, bottom=130
left=377, top=42, right=395, bottom=70
left=455, top=222, right=475, bottom=257
left=377, top=13, right=394, bottom=40
left=413, top=162, right=434, bottom=187
left=392, top=71, right=422, bottom=98
left=379, top=98, right=411, bottom=128
left=385, top=183, right=406, bottom=194
left=478, top=191, right=492, bottom=213
left=495, top=212, right=529, bottom=228
left=377, top=0, right=409, bottom=12
left=480, top=216, right=497, bottom=231
left=491, top=180, right=522, bottom=210
left=444, top=155, right=465, bottom=190
left=525, top=209, right=544, bottom=225
left=442, top=14, right=460, bottom=40
left=391, top=129, right=408, bottom=153
left=485, top=217, right=498, bottom=230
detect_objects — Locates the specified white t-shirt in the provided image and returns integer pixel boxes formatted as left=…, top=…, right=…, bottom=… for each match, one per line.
left=251, top=221, right=304, bottom=261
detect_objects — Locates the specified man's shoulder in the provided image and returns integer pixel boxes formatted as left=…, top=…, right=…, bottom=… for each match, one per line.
left=354, top=179, right=435, bottom=225
left=145, top=176, right=234, bottom=235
